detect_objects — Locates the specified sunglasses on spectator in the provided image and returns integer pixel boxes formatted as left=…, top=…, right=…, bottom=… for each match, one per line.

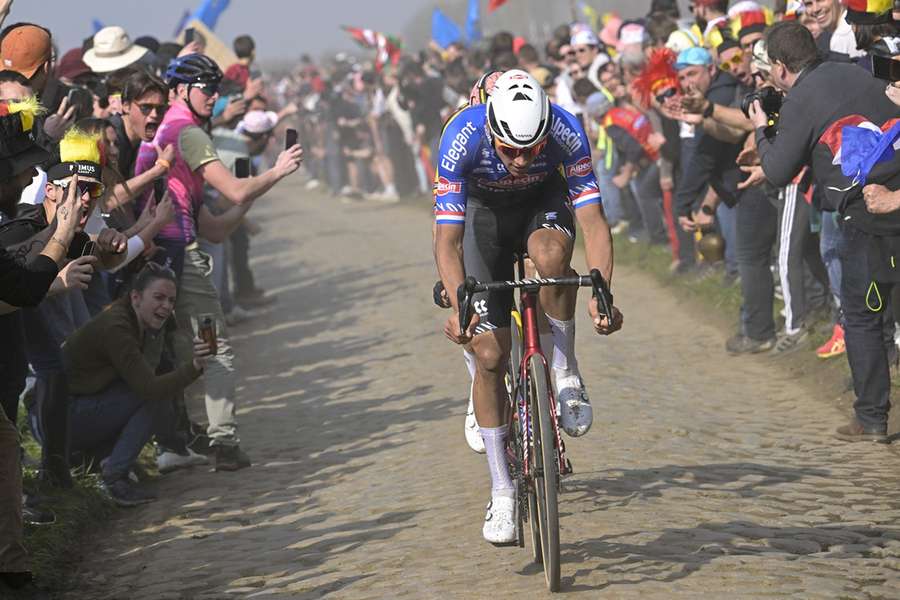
left=193, top=82, right=219, bottom=96
left=575, top=46, right=595, bottom=54
left=719, top=52, right=745, bottom=72
left=655, top=87, right=678, bottom=105
left=495, top=139, right=547, bottom=160
left=135, top=102, right=168, bottom=116
left=144, top=261, right=177, bottom=278
left=53, top=178, right=105, bottom=199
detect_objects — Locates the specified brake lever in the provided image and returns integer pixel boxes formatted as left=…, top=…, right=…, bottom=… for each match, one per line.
left=457, top=276, right=477, bottom=336
left=589, top=269, right=614, bottom=320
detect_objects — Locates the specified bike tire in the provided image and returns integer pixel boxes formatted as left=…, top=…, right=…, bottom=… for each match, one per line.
left=528, top=355, right=561, bottom=592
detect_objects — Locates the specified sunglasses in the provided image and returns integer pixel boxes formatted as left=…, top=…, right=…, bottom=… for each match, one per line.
left=655, top=87, right=678, bottom=104
left=496, top=139, right=547, bottom=160
left=135, top=102, right=168, bottom=116
left=143, top=261, right=177, bottom=278
left=575, top=46, right=595, bottom=54
left=719, top=52, right=745, bottom=72
left=192, top=82, right=219, bottom=96
left=54, top=178, right=105, bottom=199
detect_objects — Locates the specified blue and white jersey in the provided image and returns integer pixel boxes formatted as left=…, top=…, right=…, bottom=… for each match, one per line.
left=433, top=103, right=601, bottom=225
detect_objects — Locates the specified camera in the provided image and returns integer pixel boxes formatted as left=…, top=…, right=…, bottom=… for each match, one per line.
left=741, top=87, right=783, bottom=124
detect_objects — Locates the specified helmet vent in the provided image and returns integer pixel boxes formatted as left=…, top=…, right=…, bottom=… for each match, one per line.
left=512, top=92, right=531, bottom=101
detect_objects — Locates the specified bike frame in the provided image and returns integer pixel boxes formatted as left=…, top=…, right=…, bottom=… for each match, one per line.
left=515, top=270, right=571, bottom=479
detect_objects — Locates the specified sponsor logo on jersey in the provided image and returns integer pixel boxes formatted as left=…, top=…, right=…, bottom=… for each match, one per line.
left=566, top=156, right=593, bottom=178
left=479, top=172, right=547, bottom=189
left=435, top=176, right=463, bottom=196
left=550, top=118, right=583, bottom=155
left=440, top=121, right=478, bottom=172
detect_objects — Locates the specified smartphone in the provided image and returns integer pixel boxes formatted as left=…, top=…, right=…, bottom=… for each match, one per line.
left=285, top=128, right=298, bottom=151
left=197, top=313, right=218, bottom=356
left=184, top=27, right=196, bottom=44
left=80, top=240, right=96, bottom=258
left=153, top=177, right=167, bottom=203
left=872, top=54, right=900, bottom=82
left=66, top=87, right=90, bottom=108
left=234, top=157, right=251, bottom=178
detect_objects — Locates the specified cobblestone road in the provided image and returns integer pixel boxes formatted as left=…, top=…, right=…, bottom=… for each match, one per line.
left=66, top=182, right=900, bottom=599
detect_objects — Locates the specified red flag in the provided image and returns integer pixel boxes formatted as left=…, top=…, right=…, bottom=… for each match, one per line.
left=342, top=26, right=403, bottom=72
left=488, top=0, right=508, bottom=12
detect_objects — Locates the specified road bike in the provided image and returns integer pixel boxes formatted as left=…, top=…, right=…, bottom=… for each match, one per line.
left=457, top=258, right=612, bottom=592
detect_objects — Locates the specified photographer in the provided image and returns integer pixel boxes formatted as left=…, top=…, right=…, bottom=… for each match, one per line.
left=63, top=263, right=211, bottom=506
left=751, top=21, right=900, bottom=441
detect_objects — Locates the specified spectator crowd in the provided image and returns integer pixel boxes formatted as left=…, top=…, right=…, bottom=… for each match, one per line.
left=4, top=0, right=900, bottom=593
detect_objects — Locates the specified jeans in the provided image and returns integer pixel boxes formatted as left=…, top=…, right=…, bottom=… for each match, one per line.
left=173, top=245, right=238, bottom=446
left=839, top=222, right=893, bottom=432
left=735, top=188, right=778, bottom=341
left=717, top=202, right=738, bottom=277
left=820, top=210, right=843, bottom=312
left=69, top=380, right=168, bottom=482
left=595, top=156, right=623, bottom=225
left=630, top=163, right=667, bottom=245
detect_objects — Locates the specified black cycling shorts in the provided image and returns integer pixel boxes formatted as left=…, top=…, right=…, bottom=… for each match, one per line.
left=462, top=173, right=575, bottom=335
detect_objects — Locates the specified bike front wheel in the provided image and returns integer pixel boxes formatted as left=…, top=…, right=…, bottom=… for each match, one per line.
left=528, top=355, right=560, bottom=591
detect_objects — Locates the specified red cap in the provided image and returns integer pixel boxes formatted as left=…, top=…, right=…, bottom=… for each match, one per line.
left=56, top=48, right=92, bottom=81
left=0, top=25, right=51, bottom=78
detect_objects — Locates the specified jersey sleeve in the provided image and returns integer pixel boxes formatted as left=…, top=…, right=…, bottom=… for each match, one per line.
left=550, top=106, right=602, bottom=211
left=178, top=126, right=220, bottom=172
left=433, top=106, right=481, bottom=226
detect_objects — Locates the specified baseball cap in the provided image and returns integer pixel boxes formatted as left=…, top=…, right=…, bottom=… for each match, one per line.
left=529, top=66, right=555, bottom=88
left=237, top=110, right=278, bottom=135
left=571, top=29, right=600, bottom=47
left=56, top=48, right=92, bottom=81
left=675, top=47, right=713, bottom=70
left=0, top=24, right=52, bottom=79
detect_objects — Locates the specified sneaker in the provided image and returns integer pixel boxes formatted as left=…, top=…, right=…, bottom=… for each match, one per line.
left=835, top=419, right=887, bottom=443
left=225, top=305, right=254, bottom=326
left=22, top=504, right=55, bottom=526
left=725, top=334, right=776, bottom=355
left=771, top=329, right=809, bottom=354
left=464, top=383, right=485, bottom=454
left=100, top=478, right=157, bottom=507
left=157, top=448, right=209, bottom=474
left=304, top=179, right=321, bottom=190
left=554, top=370, right=593, bottom=437
left=609, top=220, right=630, bottom=236
left=213, top=445, right=252, bottom=472
left=235, top=290, right=277, bottom=309
left=482, top=495, right=517, bottom=545
left=816, top=324, right=846, bottom=359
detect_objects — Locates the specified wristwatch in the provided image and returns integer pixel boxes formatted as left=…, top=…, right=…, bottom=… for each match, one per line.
left=700, top=204, right=715, bottom=216
left=702, top=101, right=715, bottom=119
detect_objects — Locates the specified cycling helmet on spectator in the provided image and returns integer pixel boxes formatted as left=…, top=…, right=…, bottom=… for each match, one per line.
left=164, top=53, right=223, bottom=88
left=485, top=69, right=551, bottom=149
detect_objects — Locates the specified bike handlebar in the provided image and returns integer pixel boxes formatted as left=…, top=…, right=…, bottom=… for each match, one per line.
left=457, top=269, right=614, bottom=335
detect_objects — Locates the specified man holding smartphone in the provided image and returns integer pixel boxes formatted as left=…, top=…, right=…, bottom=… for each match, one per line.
left=133, top=54, right=302, bottom=471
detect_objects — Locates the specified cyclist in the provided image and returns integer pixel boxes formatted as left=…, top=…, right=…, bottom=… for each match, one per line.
left=433, top=69, right=623, bottom=545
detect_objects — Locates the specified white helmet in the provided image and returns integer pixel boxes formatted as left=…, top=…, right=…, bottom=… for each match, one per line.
left=485, top=69, right=551, bottom=149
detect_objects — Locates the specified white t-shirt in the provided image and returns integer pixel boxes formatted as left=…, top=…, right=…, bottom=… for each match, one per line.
left=831, top=10, right=866, bottom=59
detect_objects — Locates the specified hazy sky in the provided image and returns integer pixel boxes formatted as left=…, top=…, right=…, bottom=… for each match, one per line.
left=5, top=0, right=435, bottom=60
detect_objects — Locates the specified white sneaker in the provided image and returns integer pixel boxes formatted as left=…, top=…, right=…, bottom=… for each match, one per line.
left=554, top=370, right=593, bottom=437
left=304, top=179, right=321, bottom=190
left=464, top=383, right=485, bottom=454
left=225, top=305, right=253, bottom=326
left=157, top=449, right=209, bottom=474
left=482, top=495, right=517, bottom=544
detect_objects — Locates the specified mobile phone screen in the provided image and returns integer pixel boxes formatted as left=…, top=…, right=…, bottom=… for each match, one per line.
left=153, top=177, right=167, bottom=203
left=184, top=28, right=195, bottom=44
left=285, top=128, right=298, bottom=151
left=81, top=240, right=96, bottom=258
left=234, top=157, right=251, bottom=178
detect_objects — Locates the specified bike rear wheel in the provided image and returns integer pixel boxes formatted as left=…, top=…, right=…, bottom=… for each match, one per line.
left=528, top=355, right=560, bottom=591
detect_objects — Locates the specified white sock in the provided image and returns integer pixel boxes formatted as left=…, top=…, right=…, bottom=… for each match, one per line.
left=540, top=332, right=554, bottom=358
left=546, top=314, right=577, bottom=374
left=385, top=183, right=397, bottom=196
left=463, top=349, right=477, bottom=381
left=480, top=426, right=514, bottom=498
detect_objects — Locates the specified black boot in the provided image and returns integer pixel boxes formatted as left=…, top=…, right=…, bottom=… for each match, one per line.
left=35, top=372, right=72, bottom=489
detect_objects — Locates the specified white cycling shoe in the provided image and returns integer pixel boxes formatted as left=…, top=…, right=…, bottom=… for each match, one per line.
left=482, top=495, right=517, bottom=545
left=464, top=382, right=486, bottom=454
left=554, top=369, right=593, bottom=437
